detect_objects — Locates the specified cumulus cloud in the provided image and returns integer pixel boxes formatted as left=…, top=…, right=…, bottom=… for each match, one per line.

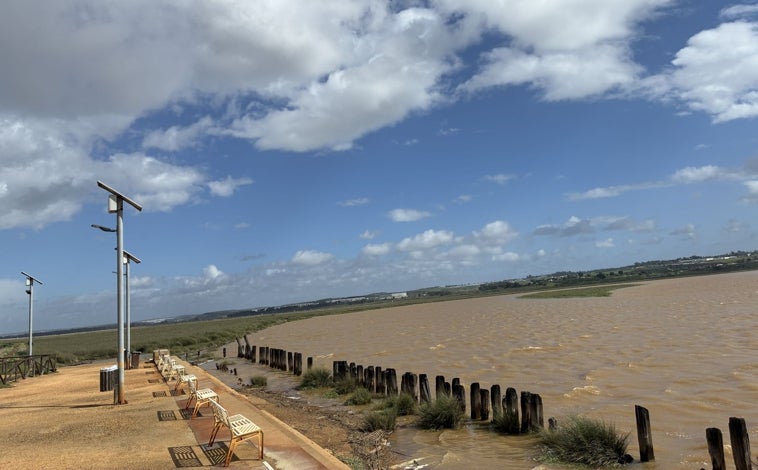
left=474, top=220, right=518, bottom=245
left=362, top=243, right=392, bottom=256
left=338, top=198, right=370, bottom=207
left=397, top=229, right=455, bottom=251
left=143, top=117, right=214, bottom=152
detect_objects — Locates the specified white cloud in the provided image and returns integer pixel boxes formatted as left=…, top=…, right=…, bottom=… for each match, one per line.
left=388, top=208, right=432, bottom=222
left=493, top=251, right=520, bottom=262
left=670, top=223, right=697, bottom=240
left=662, top=21, right=758, bottom=122
left=291, top=250, right=334, bottom=266
left=203, top=265, right=224, bottom=280
left=720, top=4, right=758, bottom=20
left=397, top=229, right=455, bottom=251
left=360, top=230, right=378, bottom=240
left=670, top=165, right=723, bottom=183
left=208, top=175, right=253, bottom=197
left=474, top=220, right=518, bottom=245
left=362, top=243, right=392, bottom=256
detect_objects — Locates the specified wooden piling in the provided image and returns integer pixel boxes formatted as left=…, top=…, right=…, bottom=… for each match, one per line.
left=504, top=387, right=519, bottom=434
left=635, top=405, right=655, bottom=462
left=520, top=391, right=532, bottom=433
left=706, top=427, right=726, bottom=470
left=307, top=356, right=313, bottom=370
left=729, top=417, right=752, bottom=470
left=419, top=374, right=431, bottom=403
left=471, top=383, right=481, bottom=420
left=529, top=393, right=543, bottom=430
left=480, top=389, right=490, bottom=421
left=435, top=375, right=446, bottom=398
left=375, top=366, right=384, bottom=394
left=452, top=383, right=466, bottom=412
left=385, top=368, right=398, bottom=395
left=293, top=352, right=302, bottom=376
left=490, top=385, right=502, bottom=418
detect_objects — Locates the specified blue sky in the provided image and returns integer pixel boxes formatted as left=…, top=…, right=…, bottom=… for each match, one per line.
left=2, top=1, right=758, bottom=335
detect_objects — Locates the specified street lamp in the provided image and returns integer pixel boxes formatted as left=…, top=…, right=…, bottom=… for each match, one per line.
left=122, top=249, right=141, bottom=369
left=21, top=272, right=43, bottom=356
left=96, top=181, right=142, bottom=405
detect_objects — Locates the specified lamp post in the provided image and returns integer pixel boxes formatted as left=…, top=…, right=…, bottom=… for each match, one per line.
left=122, top=250, right=141, bottom=368
left=96, top=181, right=142, bottom=405
left=21, top=272, right=43, bottom=356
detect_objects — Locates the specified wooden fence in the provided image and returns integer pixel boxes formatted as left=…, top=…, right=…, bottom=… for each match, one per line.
left=0, top=354, right=57, bottom=385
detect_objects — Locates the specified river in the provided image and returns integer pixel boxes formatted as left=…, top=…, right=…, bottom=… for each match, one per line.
left=245, top=271, right=758, bottom=469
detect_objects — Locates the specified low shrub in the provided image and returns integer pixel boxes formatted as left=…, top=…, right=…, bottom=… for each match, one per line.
left=537, top=415, right=630, bottom=467
left=363, top=409, right=397, bottom=431
left=334, top=376, right=359, bottom=395
left=249, top=375, right=267, bottom=387
left=345, top=387, right=372, bottom=406
left=417, top=394, right=464, bottom=430
left=299, top=367, right=332, bottom=389
left=376, top=393, right=417, bottom=416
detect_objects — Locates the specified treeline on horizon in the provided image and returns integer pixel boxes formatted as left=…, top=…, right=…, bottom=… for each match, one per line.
left=3, top=250, right=756, bottom=340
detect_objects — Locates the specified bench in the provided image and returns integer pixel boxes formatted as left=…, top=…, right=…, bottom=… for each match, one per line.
left=208, top=398, right=264, bottom=466
left=185, top=377, right=219, bottom=419
left=174, top=371, right=196, bottom=393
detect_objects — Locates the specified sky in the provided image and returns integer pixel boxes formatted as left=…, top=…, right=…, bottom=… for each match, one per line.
left=2, top=1, right=758, bottom=335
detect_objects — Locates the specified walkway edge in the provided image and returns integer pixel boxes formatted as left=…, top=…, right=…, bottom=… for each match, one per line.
left=202, top=368, right=352, bottom=469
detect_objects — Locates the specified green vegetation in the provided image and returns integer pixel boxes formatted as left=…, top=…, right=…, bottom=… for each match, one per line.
left=334, top=376, right=359, bottom=395
left=375, top=392, right=417, bottom=416
left=249, top=375, right=267, bottom=387
left=298, top=367, right=332, bottom=389
left=491, top=410, right=520, bottom=434
left=519, top=284, right=639, bottom=299
left=362, top=409, right=397, bottom=432
left=537, top=416, right=630, bottom=467
left=344, top=387, right=373, bottom=406
left=416, top=394, right=464, bottom=430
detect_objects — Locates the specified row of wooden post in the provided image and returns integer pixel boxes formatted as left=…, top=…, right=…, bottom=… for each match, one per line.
left=236, top=342, right=666, bottom=463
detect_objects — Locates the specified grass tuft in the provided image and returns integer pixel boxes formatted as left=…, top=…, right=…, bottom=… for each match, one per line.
left=362, top=409, right=397, bottom=431
left=416, top=393, right=464, bottom=429
left=345, top=387, right=373, bottom=405
left=249, top=375, right=267, bottom=387
left=299, top=367, right=332, bottom=389
left=536, top=415, right=630, bottom=467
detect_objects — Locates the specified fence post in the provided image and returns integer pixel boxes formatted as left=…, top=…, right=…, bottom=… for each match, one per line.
left=635, top=405, right=655, bottom=462
left=706, top=427, right=726, bottom=470
left=419, top=374, right=431, bottom=403
left=471, top=383, right=481, bottom=420
left=729, top=417, right=752, bottom=470
left=491, top=385, right=502, bottom=418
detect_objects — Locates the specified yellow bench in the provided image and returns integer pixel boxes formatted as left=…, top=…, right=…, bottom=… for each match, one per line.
left=208, top=398, right=264, bottom=466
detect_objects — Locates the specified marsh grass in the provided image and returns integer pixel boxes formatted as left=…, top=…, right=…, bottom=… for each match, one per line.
left=416, top=393, right=464, bottom=429
left=299, top=367, right=332, bottom=389
left=249, top=375, right=267, bottom=387
left=362, top=409, right=397, bottom=431
left=345, top=387, right=373, bottom=406
left=520, top=284, right=638, bottom=299
left=537, top=415, right=630, bottom=467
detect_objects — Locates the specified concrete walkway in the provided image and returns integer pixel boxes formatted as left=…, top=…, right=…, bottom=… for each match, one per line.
left=0, top=356, right=349, bottom=470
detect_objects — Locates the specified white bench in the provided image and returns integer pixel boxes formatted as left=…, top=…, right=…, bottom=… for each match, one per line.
left=185, top=377, right=219, bottom=419
left=208, top=398, right=264, bottom=466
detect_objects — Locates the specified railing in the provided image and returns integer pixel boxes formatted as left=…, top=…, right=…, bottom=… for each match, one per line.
left=0, top=355, right=57, bottom=385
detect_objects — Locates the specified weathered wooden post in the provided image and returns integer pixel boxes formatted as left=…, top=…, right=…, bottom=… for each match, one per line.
left=471, top=383, right=481, bottom=420
left=333, top=360, right=348, bottom=382
left=520, top=391, right=532, bottom=433
left=548, top=417, right=558, bottom=430
left=706, top=427, right=726, bottom=470
left=375, top=366, right=384, bottom=394
left=491, top=385, right=502, bottom=418
left=401, top=372, right=418, bottom=401
left=356, top=365, right=364, bottom=386
left=235, top=337, right=244, bottom=358
left=480, top=388, right=490, bottom=421
left=366, top=366, right=375, bottom=391
left=250, top=345, right=257, bottom=363
left=287, top=351, right=293, bottom=371
left=529, top=393, right=543, bottom=430
left=385, top=368, right=398, bottom=395
left=307, top=356, right=313, bottom=370
left=243, top=336, right=252, bottom=360
left=452, top=383, right=466, bottom=412
left=419, top=374, right=431, bottom=403
left=729, top=417, right=752, bottom=470
left=293, top=352, right=302, bottom=376
left=435, top=375, right=446, bottom=398
left=504, top=387, right=519, bottom=433
left=635, top=405, right=655, bottom=462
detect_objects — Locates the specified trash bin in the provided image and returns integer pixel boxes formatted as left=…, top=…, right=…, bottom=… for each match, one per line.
left=99, top=365, right=117, bottom=392
left=131, top=352, right=141, bottom=369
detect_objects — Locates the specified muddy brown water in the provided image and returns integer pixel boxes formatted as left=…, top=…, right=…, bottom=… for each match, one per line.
left=243, top=271, right=758, bottom=469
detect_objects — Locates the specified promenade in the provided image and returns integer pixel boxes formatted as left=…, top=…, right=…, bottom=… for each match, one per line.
left=0, top=356, right=350, bottom=470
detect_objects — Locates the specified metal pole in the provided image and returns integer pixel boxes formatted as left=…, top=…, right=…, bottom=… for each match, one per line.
left=125, top=259, right=130, bottom=363
left=27, top=281, right=33, bottom=356
left=115, top=198, right=126, bottom=404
